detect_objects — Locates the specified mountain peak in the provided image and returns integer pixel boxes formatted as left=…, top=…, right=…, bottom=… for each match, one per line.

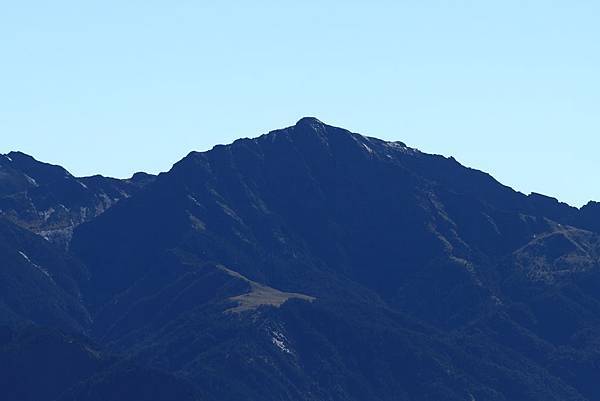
left=2, top=151, right=72, bottom=183
left=294, top=116, right=325, bottom=130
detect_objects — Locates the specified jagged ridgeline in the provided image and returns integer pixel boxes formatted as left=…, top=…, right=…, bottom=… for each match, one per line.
left=2, top=118, right=600, bottom=401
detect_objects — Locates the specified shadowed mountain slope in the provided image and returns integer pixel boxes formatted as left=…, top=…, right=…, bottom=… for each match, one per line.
left=0, top=218, right=90, bottom=333
left=66, top=118, right=600, bottom=400
left=2, top=118, right=600, bottom=400
left=0, top=152, right=154, bottom=248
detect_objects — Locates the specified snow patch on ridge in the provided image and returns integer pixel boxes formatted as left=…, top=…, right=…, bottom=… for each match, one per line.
left=24, top=174, right=38, bottom=187
left=271, top=330, right=292, bottom=354
left=18, top=251, right=52, bottom=279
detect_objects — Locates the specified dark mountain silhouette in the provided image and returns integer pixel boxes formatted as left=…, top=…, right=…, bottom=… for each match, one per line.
left=2, top=118, right=600, bottom=400
left=0, top=325, right=198, bottom=401
left=0, top=218, right=89, bottom=332
left=0, top=152, right=154, bottom=248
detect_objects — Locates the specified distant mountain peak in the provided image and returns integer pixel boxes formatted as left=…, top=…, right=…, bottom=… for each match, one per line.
left=294, top=116, right=325, bottom=130
left=7, top=118, right=600, bottom=401
left=0, top=151, right=155, bottom=248
left=3, top=151, right=72, bottom=180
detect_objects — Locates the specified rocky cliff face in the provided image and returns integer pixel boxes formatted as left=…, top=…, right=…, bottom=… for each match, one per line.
left=0, top=152, right=154, bottom=248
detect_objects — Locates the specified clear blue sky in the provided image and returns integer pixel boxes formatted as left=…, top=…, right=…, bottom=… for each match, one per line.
left=1, top=1, right=598, bottom=207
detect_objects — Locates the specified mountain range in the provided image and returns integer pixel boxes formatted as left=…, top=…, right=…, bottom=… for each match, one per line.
left=2, top=117, right=600, bottom=401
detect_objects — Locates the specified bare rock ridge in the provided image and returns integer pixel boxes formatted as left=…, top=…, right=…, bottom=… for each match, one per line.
left=0, top=152, right=155, bottom=248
